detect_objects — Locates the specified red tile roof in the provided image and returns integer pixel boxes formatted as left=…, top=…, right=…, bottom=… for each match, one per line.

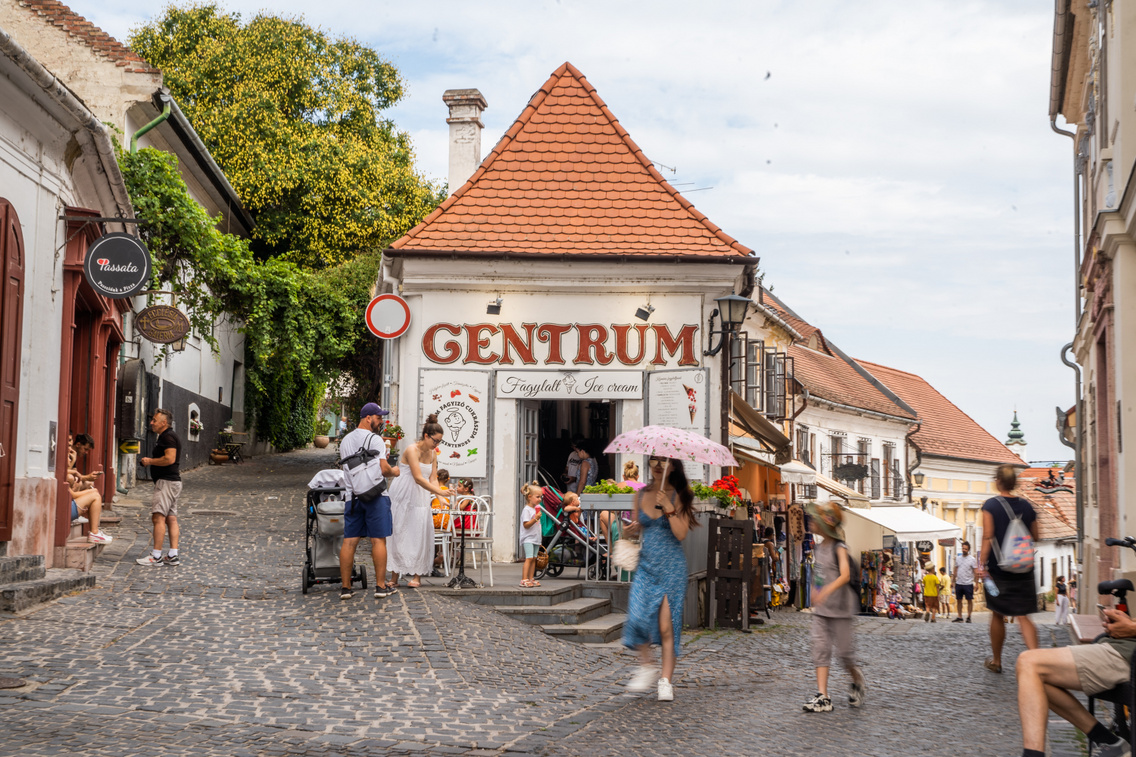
left=1017, top=471, right=1076, bottom=541
left=760, top=289, right=827, bottom=351
left=789, top=344, right=916, bottom=419
left=857, top=360, right=1025, bottom=466
left=388, top=62, right=753, bottom=260
left=18, top=1, right=159, bottom=73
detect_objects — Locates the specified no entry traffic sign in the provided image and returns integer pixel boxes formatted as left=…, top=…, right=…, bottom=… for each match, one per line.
left=366, top=294, right=411, bottom=339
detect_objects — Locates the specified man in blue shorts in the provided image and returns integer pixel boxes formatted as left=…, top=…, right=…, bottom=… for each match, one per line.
left=338, top=403, right=400, bottom=600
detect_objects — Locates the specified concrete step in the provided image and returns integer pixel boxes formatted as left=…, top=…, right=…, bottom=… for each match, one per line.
left=57, top=539, right=106, bottom=572
left=496, top=596, right=611, bottom=626
left=541, top=612, right=627, bottom=644
left=99, top=509, right=121, bottom=525
left=434, top=583, right=582, bottom=607
left=0, top=568, right=95, bottom=612
left=0, top=555, right=46, bottom=585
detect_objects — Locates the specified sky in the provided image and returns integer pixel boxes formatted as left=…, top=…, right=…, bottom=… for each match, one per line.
left=79, top=0, right=1077, bottom=463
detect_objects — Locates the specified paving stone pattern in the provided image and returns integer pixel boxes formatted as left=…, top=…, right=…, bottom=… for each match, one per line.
left=0, top=448, right=1094, bottom=756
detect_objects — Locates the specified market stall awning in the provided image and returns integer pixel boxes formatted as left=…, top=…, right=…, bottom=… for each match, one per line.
left=730, top=391, right=790, bottom=453
left=730, top=435, right=772, bottom=464
left=844, top=506, right=961, bottom=542
left=815, top=473, right=870, bottom=504
left=779, top=459, right=816, bottom=485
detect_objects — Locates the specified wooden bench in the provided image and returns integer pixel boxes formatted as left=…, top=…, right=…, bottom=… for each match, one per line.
left=1072, top=614, right=1136, bottom=755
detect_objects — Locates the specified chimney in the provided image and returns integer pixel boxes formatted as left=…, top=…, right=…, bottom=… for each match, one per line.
left=443, top=89, right=488, bottom=191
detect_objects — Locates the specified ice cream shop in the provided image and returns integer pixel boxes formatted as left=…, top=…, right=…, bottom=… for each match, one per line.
left=379, top=63, right=759, bottom=560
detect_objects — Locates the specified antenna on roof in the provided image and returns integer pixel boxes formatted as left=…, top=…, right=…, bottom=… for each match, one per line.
left=650, top=159, right=676, bottom=174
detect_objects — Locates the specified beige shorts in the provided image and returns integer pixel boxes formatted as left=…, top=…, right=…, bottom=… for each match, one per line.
left=1071, top=643, right=1130, bottom=696
left=151, top=479, right=182, bottom=517
left=811, top=614, right=855, bottom=669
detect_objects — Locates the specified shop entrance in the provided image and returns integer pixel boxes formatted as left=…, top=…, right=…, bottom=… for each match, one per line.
left=535, top=400, right=617, bottom=491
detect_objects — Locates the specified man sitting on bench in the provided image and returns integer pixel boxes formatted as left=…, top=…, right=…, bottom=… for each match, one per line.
left=1015, top=607, right=1136, bottom=757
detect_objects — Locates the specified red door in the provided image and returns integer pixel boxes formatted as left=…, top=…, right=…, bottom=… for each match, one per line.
left=0, top=200, right=25, bottom=543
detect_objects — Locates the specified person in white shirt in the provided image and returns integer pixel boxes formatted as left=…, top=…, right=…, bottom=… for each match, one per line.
left=518, top=482, right=544, bottom=588
left=338, top=403, right=399, bottom=600
left=952, top=540, right=979, bottom=623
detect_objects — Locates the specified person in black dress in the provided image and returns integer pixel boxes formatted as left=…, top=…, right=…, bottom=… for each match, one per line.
left=978, top=464, right=1039, bottom=673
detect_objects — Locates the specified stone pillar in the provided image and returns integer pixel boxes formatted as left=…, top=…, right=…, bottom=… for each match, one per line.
left=442, top=89, right=487, bottom=191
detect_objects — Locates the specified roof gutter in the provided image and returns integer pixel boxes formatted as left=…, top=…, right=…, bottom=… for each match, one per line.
left=804, top=394, right=918, bottom=425
left=383, top=247, right=754, bottom=264
left=0, top=27, right=133, bottom=220
left=1049, top=0, right=1074, bottom=119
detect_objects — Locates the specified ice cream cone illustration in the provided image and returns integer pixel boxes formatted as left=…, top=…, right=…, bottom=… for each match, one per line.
left=684, top=384, right=697, bottom=423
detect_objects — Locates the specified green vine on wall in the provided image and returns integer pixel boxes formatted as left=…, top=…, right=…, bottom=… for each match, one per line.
left=118, top=145, right=378, bottom=450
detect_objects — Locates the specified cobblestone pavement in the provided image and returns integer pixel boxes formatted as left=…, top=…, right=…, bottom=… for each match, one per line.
left=0, top=448, right=1095, bottom=756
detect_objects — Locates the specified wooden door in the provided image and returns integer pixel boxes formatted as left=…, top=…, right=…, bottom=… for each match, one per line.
left=0, top=200, right=25, bottom=543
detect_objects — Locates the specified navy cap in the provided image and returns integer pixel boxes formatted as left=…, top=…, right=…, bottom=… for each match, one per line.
left=360, top=402, right=389, bottom=419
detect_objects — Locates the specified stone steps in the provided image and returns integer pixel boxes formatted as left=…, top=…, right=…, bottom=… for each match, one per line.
left=541, top=612, right=628, bottom=644
left=0, top=568, right=95, bottom=613
left=59, top=539, right=105, bottom=572
left=495, top=596, right=611, bottom=626
left=0, top=555, right=45, bottom=585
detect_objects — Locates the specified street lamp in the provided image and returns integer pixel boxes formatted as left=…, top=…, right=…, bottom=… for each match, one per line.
left=907, top=470, right=924, bottom=502
left=912, top=471, right=925, bottom=487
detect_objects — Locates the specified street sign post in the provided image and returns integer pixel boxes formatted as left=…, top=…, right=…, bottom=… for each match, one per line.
left=365, top=294, right=411, bottom=339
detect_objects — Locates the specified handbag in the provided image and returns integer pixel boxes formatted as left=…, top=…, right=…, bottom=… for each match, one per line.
left=613, top=538, right=640, bottom=572
left=536, top=545, right=549, bottom=571
left=339, top=433, right=388, bottom=501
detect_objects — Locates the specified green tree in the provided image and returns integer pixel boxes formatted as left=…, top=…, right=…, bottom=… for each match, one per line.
left=129, top=4, right=444, bottom=269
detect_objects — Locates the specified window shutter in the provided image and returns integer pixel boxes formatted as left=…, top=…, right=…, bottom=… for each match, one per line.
left=870, top=459, right=881, bottom=499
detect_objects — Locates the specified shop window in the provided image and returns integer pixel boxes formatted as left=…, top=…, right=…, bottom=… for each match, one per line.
left=870, top=459, right=881, bottom=499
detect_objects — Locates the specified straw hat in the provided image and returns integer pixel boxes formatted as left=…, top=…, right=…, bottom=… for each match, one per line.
left=805, top=500, right=845, bottom=542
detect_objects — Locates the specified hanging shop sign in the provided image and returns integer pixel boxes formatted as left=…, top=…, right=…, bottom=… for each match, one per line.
left=916, top=540, right=934, bottom=552
left=83, top=233, right=152, bottom=299
left=495, top=370, right=642, bottom=400
left=366, top=294, right=412, bottom=339
left=420, top=370, right=490, bottom=478
left=134, top=305, right=190, bottom=344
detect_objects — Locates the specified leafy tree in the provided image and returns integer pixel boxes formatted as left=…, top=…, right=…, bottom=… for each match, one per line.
left=119, top=146, right=377, bottom=449
left=129, top=4, right=444, bottom=269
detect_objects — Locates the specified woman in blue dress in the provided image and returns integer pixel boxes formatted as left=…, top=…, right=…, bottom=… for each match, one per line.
left=622, top=456, right=698, bottom=701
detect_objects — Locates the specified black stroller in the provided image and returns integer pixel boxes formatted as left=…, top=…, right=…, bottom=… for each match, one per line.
left=535, top=485, right=610, bottom=580
left=302, top=485, right=366, bottom=594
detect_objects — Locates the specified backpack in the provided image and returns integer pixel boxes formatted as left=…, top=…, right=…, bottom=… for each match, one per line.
left=991, top=496, right=1035, bottom=573
left=339, top=432, right=388, bottom=501
left=838, top=542, right=862, bottom=606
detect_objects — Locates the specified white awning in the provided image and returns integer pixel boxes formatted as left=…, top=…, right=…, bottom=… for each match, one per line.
left=779, top=459, right=816, bottom=485
left=844, top=506, right=962, bottom=542
left=815, top=473, right=870, bottom=504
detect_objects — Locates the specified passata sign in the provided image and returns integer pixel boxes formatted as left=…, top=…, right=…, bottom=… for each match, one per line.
left=135, top=305, right=191, bottom=344
left=366, top=294, right=411, bottom=339
left=83, top=232, right=152, bottom=299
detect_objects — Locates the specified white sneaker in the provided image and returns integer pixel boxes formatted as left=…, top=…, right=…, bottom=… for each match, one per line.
left=657, top=677, right=674, bottom=701
left=71, top=516, right=89, bottom=525
left=135, top=553, right=162, bottom=566
left=626, top=665, right=659, bottom=693
left=88, top=531, right=112, bottom=544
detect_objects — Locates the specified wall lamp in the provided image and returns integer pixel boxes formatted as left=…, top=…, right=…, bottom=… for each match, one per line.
left=635, top=303, right=655, bottom=321
left=172, top=336, right=187, bottom=352
left=486, top=297, right=503, bottom=315
left=911, top=471, right=925, bottom=487
left=703, top=293, right=754, bottom=356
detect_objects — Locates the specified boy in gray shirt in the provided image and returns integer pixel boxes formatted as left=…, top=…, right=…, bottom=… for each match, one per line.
left=803, top=501, right=866, bottom=713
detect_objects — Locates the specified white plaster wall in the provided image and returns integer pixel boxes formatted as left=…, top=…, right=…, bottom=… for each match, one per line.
left=387, top=256, right=743, bottom=560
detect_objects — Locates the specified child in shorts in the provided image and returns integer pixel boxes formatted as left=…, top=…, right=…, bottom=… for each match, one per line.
left=519, top=482, right=543, bottom=588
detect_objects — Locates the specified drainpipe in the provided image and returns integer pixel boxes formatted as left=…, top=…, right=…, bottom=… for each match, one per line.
left=1051, top=117, right=1080, bottom=326
left=1061, top=343, right=1084, bottom=548
left=131, top=91, right=172, bottom=154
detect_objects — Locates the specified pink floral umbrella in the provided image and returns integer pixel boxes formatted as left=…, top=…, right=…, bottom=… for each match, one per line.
left=603, top=425, right=739, bottom=467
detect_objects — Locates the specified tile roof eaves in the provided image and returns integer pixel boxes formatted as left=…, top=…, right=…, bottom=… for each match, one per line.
left=382, top=247, right=752, bottom=263
left=804, top=390, right=918, bottom=423
left=920, top=451, right=1027, bottom=468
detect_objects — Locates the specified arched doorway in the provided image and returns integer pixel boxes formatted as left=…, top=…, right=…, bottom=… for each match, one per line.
left=0, top=199, right=26, bottom=543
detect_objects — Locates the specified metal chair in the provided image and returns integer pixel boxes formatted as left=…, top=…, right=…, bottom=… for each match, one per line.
left=458, top=496, right=493, bottom=587
left=432, top=498, right=457, bottom=576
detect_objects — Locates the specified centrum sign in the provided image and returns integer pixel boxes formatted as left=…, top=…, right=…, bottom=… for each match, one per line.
left=83, top=233, right=152, bottom=299
left=495, top=370, right=642, bottom=400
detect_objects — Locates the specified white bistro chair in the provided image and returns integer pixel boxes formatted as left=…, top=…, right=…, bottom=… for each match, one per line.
left=431, top=497, right=457, bottom=576
left=456, top=495, right=493, bottom=587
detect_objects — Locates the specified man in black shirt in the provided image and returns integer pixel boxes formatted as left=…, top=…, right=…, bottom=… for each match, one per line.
left=135, top=409, right=183, bottom=567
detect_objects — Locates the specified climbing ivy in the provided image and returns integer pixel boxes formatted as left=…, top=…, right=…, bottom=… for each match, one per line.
left=119, top=146, right=377, bottom=449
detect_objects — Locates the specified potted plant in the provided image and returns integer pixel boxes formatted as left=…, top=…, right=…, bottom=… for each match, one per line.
left=380, top=422, right=405, bottom=447
left=313, top=417, right=333, bottom=449
left=693, top=475, right=744, bottom=517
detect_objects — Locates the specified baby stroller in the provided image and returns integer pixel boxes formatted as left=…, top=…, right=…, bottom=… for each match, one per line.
left=535, top=485, right=609, bottom=580
left=302, top=470, right=366, bottom=594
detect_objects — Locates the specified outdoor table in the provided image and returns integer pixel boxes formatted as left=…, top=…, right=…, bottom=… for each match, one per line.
left=217, top=431, right=247, bottom=463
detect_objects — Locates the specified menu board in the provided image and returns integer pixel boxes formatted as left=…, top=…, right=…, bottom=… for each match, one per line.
left=646, top=368, right=710, bottom=481
left=419, top=370, right=490, bottom=478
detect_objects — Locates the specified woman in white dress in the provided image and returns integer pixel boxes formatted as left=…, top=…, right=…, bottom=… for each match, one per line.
left=386, top=414, right=450, bottom=588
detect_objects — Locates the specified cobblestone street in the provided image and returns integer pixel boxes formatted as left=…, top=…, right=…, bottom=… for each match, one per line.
left=0, top=449, right=1092, bottom=756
